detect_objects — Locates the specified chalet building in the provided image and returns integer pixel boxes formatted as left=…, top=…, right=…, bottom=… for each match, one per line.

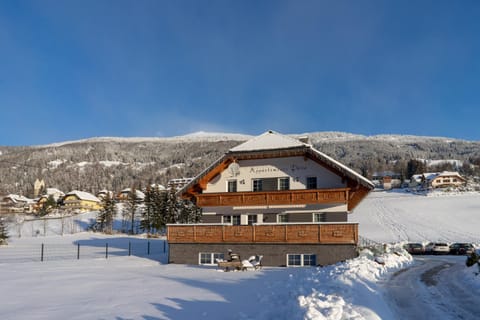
left=167, top=131, right=374, bottom=267
left=116, top=188, right=146, bottom=202
left=167, top=178, right=193, bottom=191
left=372, top=171, right=402, bottom=190
left=1, top=194, right=35, bottom=213
left=410, top=171, right=467, bottom=189
left=63, top=191, right=101, bottom=212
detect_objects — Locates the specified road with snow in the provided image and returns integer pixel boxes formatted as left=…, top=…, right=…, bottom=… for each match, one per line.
left=385, top=255, right=479, bottom=320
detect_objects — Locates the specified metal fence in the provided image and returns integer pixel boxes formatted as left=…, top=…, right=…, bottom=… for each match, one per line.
left=0, top=239, right=169, bottom=264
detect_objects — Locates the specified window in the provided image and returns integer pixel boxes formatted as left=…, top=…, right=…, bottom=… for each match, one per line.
left=279, top=177, right=290, bottom=190
left=232, top=215, right=241, bottom=225
left=313, top=213, right=326, bottom=222
left=199, top=252, right=224, bottom=265
left=302, top=254, right=317, bottom=266
left=306, top=177, right=317, bottom=189
left=228, top=180, right=237, bottom=192
left=277, top=213, right=288, bottom=223
left=253, top=179, right=263, bottom=192
left=288, top=254, right=302, bottom=266
left=223, top=215, right=241, bottom=225
left=287, top=254, right=317, bottom=267
left=253, top=178, right=291, bottom=191
left=248, top=215, right=257, bottom=225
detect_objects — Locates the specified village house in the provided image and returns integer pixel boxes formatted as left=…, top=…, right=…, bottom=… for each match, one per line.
left=371, top=171, right=403, bottom=190
left=410, top=171, right=467, bottom=189
left=1, top=194, right=35, bottom=213
left=116, top=188, right=146, bottom=202
left=167, top=131, right=374, bottom=267
left=34, top=187, right=66, bottom=211
left=167, top=178, right=193, bottom=191
left=62, top=190, right=102, bottom=212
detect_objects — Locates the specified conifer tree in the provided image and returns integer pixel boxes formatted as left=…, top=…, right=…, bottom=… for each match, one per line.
left=127, top=187, right=139, bottom=234
left=98, top=193, right=116, bottom=234
left=0, top=217, right=9, bottom=245
left=164, top=185, right=179, bottom=224
left=140, top=186, right=154, bottom=235
left=152, top=186, right=167, bottom=233
left=177, top=199, right=202, bottom=224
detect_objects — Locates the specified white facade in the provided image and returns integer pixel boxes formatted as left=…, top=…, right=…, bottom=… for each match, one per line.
left=205, top=156, right=346, bottom=193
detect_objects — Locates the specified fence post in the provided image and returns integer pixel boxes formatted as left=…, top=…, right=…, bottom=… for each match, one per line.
left=129, top=242, right=131, bottom=256
left=77, top=243, right=80, bottom=260
left=105, top=243, right=108, bottom=259
left=41, top=243, right=44, bottom=262
left=147, top=241, right=150, bottom=255
left=163, top=241, right=166, bottom=253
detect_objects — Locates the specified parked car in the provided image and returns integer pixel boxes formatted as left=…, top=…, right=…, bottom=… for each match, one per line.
left=424, top=242, right=435, bottom=254
left=431, top=242, right=450, bottom=255
left=449, top=243, right=475, bottom=255
left=403, top=243, right=425, bottom=255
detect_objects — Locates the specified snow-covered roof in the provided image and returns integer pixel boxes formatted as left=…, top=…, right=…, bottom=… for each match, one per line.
left=229, top=130, right=306, bottom=152
left=412, top=171, right=465, bottom=182
left=65, top=190, right=100, bottom=202
left=46, top=188, right=65, bottom=196
left=437, top=171, right=464, bottom=178
left=120, top=188, right=145, bottom=199
left=4, top=194, right=34, bottom=203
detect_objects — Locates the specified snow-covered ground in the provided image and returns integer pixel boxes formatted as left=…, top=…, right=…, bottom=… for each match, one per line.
left=1, top=191, right=479, bottom=319
left=353, top=190, right=480, bottom=243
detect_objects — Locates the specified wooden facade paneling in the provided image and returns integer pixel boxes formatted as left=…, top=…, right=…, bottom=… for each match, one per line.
left=196, top=188, right=349, bottom=207
left=167, top=223, right=358, bottom=245
left=319, top=224, right=358, bottom=244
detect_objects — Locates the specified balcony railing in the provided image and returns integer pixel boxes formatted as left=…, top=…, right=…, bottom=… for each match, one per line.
left=167, top=223, right=358, bottom=245
left=195, top=188, right=349, bottom=207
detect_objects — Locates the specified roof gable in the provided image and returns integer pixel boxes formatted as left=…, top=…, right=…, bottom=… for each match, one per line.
left=229, top=130, right=306, bottom=152
left=179, top=131, right=374, bottom=211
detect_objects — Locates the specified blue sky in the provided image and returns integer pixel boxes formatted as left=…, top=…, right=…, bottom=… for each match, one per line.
left=1, top=0, right=480, bottom=146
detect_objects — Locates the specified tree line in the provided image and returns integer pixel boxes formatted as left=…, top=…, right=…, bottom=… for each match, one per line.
left=96, top=186, right=201, bottom=235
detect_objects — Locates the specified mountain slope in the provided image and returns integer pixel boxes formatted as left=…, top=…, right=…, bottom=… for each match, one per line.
left=1, top=131, right=479, bottom=196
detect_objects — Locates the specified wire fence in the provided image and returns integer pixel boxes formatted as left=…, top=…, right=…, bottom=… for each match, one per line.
left=0, top=239, right=169, bottom=264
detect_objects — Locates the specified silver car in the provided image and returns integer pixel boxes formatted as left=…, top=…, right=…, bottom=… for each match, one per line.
left=432, top=242, right=450, bottom=255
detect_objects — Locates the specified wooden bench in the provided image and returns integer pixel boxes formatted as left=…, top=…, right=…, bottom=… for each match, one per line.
left=217, top=260, right=245, bottom=272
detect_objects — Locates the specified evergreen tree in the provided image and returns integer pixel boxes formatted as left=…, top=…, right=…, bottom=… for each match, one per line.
left=98, top=193, right=116, bottom=234
left=177, top=199, right=202, bottom=224
left=0, top=217, right=9, bottom=245
left=38, top=195, right=57, bottom=217
left=164, top=185, right=179, bottom=224
left=152, top=186, right=168, bottom=234
left=406, top=159, right=426, bottom=179
left=127, top=187, right=139, bottom=234
left=140, top=186, right=154, bottom=235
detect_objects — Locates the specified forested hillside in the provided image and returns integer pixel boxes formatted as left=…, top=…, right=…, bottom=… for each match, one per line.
left=1, top=132, right=479, bottom=197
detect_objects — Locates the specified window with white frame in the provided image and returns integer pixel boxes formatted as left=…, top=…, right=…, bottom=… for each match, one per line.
left=253, top=179, right=263, bottom=192
left=199, top=252, right=225, bottom=265
left=277, top=213, right=288, bottom=223
left=247, top=214, right=257, bottom=225
left=227, top=180, right=237, bottom=192
left=313, top=213, right=326, bottom=222
left=223, top=215, right=241, bottom=225
left=287, top=254, right=317, bottom=267
left=278, top=177, right=290, bottom=190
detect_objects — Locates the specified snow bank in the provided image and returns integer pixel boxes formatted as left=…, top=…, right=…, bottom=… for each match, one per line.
left=295, top=245, right=413, bottom=320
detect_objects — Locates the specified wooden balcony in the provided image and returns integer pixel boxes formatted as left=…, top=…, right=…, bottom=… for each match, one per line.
left=195, top=188, right=349, bottom=207
left=167, top=223, right=358, bottom=245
